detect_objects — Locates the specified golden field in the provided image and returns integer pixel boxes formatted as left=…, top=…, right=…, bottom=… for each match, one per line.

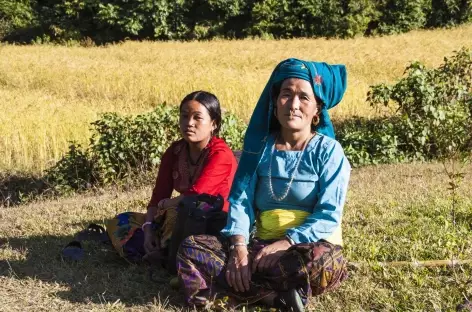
left=1, top=24, right=472, bottom=173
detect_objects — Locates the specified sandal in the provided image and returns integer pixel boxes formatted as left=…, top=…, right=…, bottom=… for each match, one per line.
left=62, top=241, right=84, bottom=261
left=75, top=223, right=110, bottom=244
left=61, top=223, right=110, bottom=262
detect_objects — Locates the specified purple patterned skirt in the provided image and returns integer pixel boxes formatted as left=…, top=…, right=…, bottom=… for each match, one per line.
left=176, top=234, right=348, bottom=308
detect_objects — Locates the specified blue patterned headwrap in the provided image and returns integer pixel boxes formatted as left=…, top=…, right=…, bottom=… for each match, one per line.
left=228, top=58, right=347, bottom=205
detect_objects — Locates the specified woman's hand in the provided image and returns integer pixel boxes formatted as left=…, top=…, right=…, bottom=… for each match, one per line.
left=225, top=246, right=251, bottom=293
left=143, top=226, right=159, bottom=254
left=252, top=239, right=291, bottom=273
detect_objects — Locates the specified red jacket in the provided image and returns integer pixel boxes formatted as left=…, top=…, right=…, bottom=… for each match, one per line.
left=148, top=136, right=237, bottom=212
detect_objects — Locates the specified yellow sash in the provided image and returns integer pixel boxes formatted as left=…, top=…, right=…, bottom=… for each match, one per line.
left=255, top=209, right=343, bottom=245
left=256, top=209, right=310, bottom=240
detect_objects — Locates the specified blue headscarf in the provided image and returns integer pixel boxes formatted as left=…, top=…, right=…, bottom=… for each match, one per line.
left=229, top=58, right=347, bottom=205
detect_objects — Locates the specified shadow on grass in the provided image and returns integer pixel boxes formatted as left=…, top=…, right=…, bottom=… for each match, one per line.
left=0, top=173, right=50, bottom=207
left=0, top=227, right=183, bottom=308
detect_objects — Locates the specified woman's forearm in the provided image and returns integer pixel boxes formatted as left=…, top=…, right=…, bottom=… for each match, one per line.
left=146, top=205, right=158, bottom=223
left=230, top=235, right=246, bottom=245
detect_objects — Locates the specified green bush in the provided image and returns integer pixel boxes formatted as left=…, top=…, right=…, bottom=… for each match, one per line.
left=336, top=117, right=414, bottom=167
left=1, top=0, right=471, bottom=43
left=45, top=105, right=247, bottom=191
left=45, top=144, right=96, bottom=193
left=2, top=0, right=249, bottom=43
left=250, top=0, right=378, bottom=38
left=89, top=106, right=181, bottom=183
left=428, top=0, right=472, bottom=27
left=367, top=47, right=472, bottom=161
left=337, top=48, right=471, bottom=167
left=375, top=0, right=429, bottom=34
left=0, top=0, right=37, bottom=38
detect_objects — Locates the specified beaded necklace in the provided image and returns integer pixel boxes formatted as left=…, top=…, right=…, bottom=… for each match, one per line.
left=268, top=133, right=314, bottom=201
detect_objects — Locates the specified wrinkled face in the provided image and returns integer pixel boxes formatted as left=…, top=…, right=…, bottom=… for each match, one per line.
left=275, top=78, right=318, bottom=132
left=179, top=100, right=216, bottom=144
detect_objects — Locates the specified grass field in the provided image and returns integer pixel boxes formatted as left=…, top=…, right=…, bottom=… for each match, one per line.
left=1, top=162, right=471, bottom=311
left=1, top=24, right=472, bottom=173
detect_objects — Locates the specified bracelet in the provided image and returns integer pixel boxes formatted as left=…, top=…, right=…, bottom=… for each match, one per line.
left=229, top=243, right=247, bottom=251
left=141, top=221, right=153, bottom=230
left=285, top=235, right=295, bottom=246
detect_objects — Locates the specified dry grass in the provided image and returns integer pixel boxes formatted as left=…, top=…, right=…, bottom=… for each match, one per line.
left=1, top=24, right=472, bottom=173
left=1, top=162, right=471, bottom=311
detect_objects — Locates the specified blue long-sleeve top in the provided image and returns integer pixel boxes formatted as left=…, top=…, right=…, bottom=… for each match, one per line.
left=221, top=133, right=351, bottom=245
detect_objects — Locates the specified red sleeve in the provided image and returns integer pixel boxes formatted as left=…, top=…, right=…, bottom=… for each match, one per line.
left=148, top=145, right=175, bottom=208
left=184, top=148, right=234, bottom=196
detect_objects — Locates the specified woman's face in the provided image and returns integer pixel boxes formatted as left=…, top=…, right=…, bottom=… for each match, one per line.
left=179, top=100, right=215, bottom=144
left=275, top=78, right=318, bottom=132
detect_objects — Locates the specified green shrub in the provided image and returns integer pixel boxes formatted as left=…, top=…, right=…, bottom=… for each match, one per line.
left=250, top=0, right=377, bottom=38
left=0, top=0, right=37, bottom=39
left=1, top=0, right=471, bottom=43
left=45, top=104, right=247, bottom=191
left=428, top=0, right=472, bottom=27
left=45, top=144, right=96, bottom=194
left=219, top=112, right=247, bottom=151
left=336, top=117, right=414, bottom=167
left=337, top=48, right=471, bottom=167
left=3, top=0, right=249, bottom=43
left=373, top=0, right=429, bottom=35
left=367, top=47, right=472, bottom=161
left=89, top=106, right=180, bottom=183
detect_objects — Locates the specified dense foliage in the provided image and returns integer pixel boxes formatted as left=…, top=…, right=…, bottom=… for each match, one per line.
left=1, top=0, right=471, bottom=43
left=339, top=48, right=472, bottom=166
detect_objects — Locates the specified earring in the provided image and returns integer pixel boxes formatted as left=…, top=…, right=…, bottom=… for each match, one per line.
left=312, top=115, right=320, bottom=126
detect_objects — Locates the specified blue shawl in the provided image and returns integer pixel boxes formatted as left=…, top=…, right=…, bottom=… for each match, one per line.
left=229, top=58, right=347, bottom=205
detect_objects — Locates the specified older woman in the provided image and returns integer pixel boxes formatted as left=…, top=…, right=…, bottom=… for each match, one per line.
left=176, top=59, right=351, bottom=311
left=106, top=91, right=237, bottom=271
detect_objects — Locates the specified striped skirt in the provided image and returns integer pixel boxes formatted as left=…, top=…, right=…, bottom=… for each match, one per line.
left=176, top=234, right=348, bottom=308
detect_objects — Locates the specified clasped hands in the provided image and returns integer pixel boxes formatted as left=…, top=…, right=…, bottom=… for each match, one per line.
left=225, top=239, right=291, bottom=293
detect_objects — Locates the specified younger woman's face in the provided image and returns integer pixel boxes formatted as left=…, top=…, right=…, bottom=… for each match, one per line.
left=275, top=78, right=318, bottom=132
left=179, top=100, right=215, bottom=144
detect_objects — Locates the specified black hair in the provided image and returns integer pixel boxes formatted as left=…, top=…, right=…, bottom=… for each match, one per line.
left=179, top=90, right=222, bottom=135
left=270, top=80, right=323, bottom=131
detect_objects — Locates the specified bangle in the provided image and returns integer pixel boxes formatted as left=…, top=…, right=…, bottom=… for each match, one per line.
left=229, top=243, right=247, bottom=251
left=285, top=235, right=295, bottom=246
left=142, top=221, right=153, bottom=230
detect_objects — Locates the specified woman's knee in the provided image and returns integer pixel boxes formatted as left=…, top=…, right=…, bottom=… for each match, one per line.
left=310, top=243, right=347, bottom=295
left=177, top=235, right=198, bottom=257
left=178, top=234, right=220, bottom=256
